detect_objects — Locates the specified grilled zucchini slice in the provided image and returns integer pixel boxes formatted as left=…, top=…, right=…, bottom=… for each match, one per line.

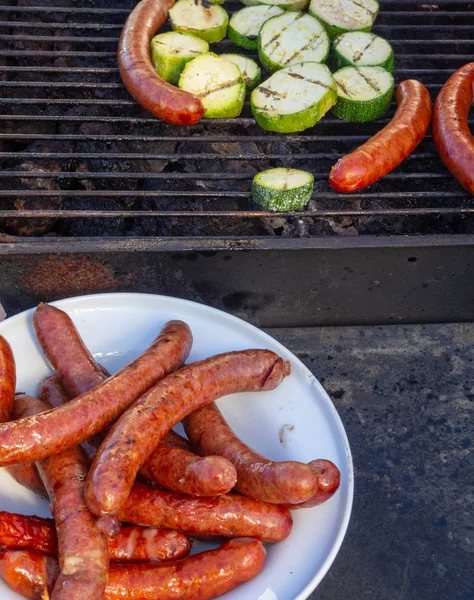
left=151, top=32, right=210, bottom=85
left=258, top=12, right=330, bottom=73
left=251, top=61, right=337, bottom=133
left=332, top=65, right=394, bottom=122
left=309, top=0, right=379, bottom=39
left=220, top=54, right=262, bottom=93
left=333, top=31, right=394, bottom=72
left=169, top=0, right=229, bottom=44
left=179, top=53, right=245, bottom=118
left=252, top=168, right=314, bottom=211
left=258, top=0, right=310, bottom=11
left=228, top=5, right=284, bottom=50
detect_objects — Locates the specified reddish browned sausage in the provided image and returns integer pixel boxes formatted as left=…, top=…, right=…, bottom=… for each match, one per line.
left=0, top=336, right=15, bottom=424
left=330, top=80, right=432, bottom=193
left=286, top=459, right=341, bottom=509
left=0, top=511, right=191, bottom=563
left=118, top=482, right=292, bottom=542
left=118, top=0, right=205, bottom=126
left=432, top=63, right=474, bottom=195
left=184, top=402, right=319, bottom=504
left=41, top=374, right=237, bottom=497
left=0, top=318, right=192, bottom=466
left=14, top=395, right=109, bottom=600
left=1, top=538, right=265, bottom=600
left=85, top=350, right=290, bottom=517
left=5, top=463, right=48, bottom=498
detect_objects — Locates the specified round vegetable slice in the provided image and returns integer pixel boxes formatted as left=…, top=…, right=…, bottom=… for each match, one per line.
left=332, top=31, right=394, bottom=72
left=250, top=61, right=337, bottom=133
left=220, top=54, right=262, bottom=93
left=228, top=5, right=284, bottom=51
left=332, top=65, right=394, bottom=122
left=259, top=0, right=310, bottom=11
left=240, top=0, right=262, bottom=6
left=309, top=0, right=379, bottom=39
left=252, top=168, right=314, bottom=211
left=179, top=53, right=246, bottom=118
left=258, top=12, right=330, bottom=73
left=150, top=32, right=210, bottom=85
left=169, top=0, right=229, bottom=44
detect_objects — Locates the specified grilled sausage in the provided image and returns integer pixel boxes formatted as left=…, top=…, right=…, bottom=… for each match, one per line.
left=330, top=80, right=432, bottom=193
left=118, top=0, right=205, bottom=126
left=285, top=459, right=341, bottom=509
left=85, top=350, right=290, bottom=517
left=0, top=511, right=191, bottom=563
left=41, top=373, right=237, bottom=497
left=0, top=336, right=15, bottom=423
left=14, top=394, right=109, bottom=600
left=5, top=463, right=48, bottom=499
left=184, top=402, right=319, bottom=504
left=118, top=482, right=292, bottom=542
left=1, top=538, right=265, bottom=600
left=432, top=63, right=474, bottom=195
left=0, top=318, right=192, bottom=466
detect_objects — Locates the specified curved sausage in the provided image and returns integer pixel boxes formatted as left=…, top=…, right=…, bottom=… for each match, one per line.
left=184, top=402, right=319, bottom=504
left=1, top=538, right=265, bottom=600
left=118, top=0, right=205, bottom=126
left=0, top=318, right=192, bottom=466
left=41, top=374, right=237, bottom=496
left=14, top=395, right=109, bottom=600
left=5, top=463, right=48, bottom=499
left=285, top=459, right=341, bottom=509
left=0, top=336, right=15, bottom=423
left=85, top=350, right=290, bottom=517
left=329, top=80, right=432, bottom=193
left=118, top=482, right=293, bottom=542
left=0, top=512, right=191, bottom=563
left=432, top=63, right=474, bottom=195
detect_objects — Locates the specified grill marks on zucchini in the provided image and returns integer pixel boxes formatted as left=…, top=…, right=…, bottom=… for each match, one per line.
left=252, top=168, right=315, bottom=211
left=169, top=0, right=229, bottom=43
left=309, top=0, right=379, bottom=38
left=332, top=31, right=394, bottom=71
left=228, top=6, right=284, bottom=50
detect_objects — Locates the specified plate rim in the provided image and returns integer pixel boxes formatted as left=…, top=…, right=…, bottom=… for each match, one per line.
left=0, top=291, right=354, bottom=600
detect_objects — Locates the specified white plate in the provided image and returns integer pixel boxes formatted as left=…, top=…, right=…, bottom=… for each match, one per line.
left=0, top=293, right=353, bottom=600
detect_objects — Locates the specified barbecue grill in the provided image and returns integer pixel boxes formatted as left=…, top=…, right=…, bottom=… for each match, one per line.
left=0, top=0, right=473, bottom=324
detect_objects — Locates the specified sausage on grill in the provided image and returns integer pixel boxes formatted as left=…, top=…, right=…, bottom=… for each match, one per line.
left=330, top=80, right=432, bottom=192
left=85, top=350, right=290, bottom=517
left=0, top=336, right=15, bottom=423
left=118, top=0, right=205, bottom=125
left=432, top=63, right=474, bottom=195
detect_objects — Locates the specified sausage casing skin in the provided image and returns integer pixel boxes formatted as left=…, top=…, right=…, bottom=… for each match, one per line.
left=0, top=318, right=192, bottom=466
left=0, top=336, right=15, bottom=424
left=118, top=482, right=293, bottom=543
left=85, top=350, right=290, bottom=517
left=184, top=402, right=319, bottom=504
left=284, top=459, right=341, bottom=509
left=0, top=539, right=265, bottom=600
left=118, top=0, right=205, bottom=125
left=330, top=80, right=432, bottom=192
left=432, top=63, right=474, bottom=195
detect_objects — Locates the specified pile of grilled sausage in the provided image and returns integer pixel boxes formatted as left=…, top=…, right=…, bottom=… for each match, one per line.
left=0, top=304, right=340, bottom=600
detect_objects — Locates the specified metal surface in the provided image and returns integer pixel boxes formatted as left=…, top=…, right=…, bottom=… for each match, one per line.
left=1, top=0, right=474, bottom=236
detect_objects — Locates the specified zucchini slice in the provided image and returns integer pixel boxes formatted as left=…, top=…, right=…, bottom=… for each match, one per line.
left=258, top=12, right=330, bottom=73
left=332, top=65, right=394, bottom=122
left=258, top=0, right=310, bottom=11
left=252, top=168, right=314, bottom=211
left=150, top=32, right=210, bottom=85
left=228, top=5, right=284, bottom=51
left=169, top=0, right=229, bottom=44
left=240, top=0, right=263, bottom=6
left=178, top=53, right=245, bottom=118
left=251, top=61, right=337, bottom=133
left=333, top=31, right=394, bottom=72
left=309, top=0, right=379, bottom=39
left=220, top=54, right=262, bottom=93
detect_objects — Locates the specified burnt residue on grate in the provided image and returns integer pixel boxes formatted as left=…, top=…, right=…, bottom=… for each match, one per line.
left=0, top=0, right=474, bottom=238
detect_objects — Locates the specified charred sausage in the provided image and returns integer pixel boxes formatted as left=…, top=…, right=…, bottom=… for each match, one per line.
left=0, top=336, right=15, bottom=423
left=0, top=511, right=191, bottom=563
left=118, top=482, right=293, bottom=542
left=330, top=80, right=432, bottom=193
left=184, top=402, right=319, bottom=504
left=85, top=350, right=290, bottom=517
left=432, top=63, right=474, bottom=195
left=14, top=395, right=109, bottom=600
left=0, top=318, right=192, bottom=465
left=118, top=0, right=205, bottom=126
left=1, top=538, right=265, bottom=600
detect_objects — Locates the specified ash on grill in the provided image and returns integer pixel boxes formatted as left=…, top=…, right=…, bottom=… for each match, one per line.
left=0, top=0, right=473, bottom=238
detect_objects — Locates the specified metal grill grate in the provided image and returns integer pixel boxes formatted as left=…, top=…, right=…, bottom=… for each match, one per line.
left=0, top=0, right=473, bottom=238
